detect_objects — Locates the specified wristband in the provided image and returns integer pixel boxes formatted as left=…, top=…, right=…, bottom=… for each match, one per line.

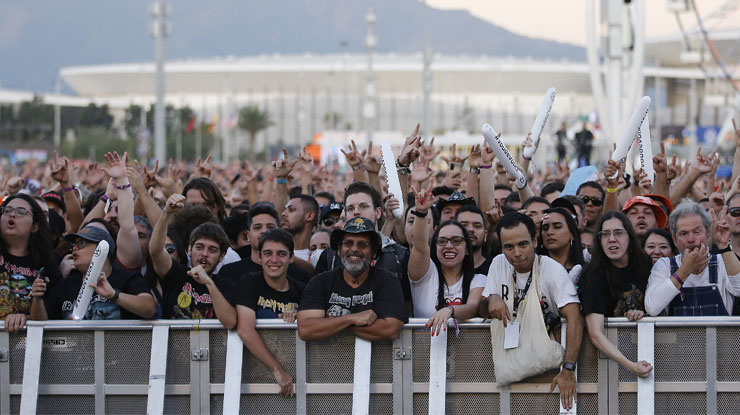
left=717, top=246, right=733, bottom=254
left=62, top=186, right=75, bottom=192
left=447, top=305, right=455, bottom=317
left=411, top=209, right=428, bottom=218
left=671, top=272, right=684, bottom=286
left=447, top=305, right=460, bottom=335
left=100, top=194, right=110, bottom=203
left=479, top=164, right=493, bottom=169
left=275, top=178, right=288, bottom=184
left=606, top=187, right=619, bottom=194
left=469, top=167, right=480, bottom=174
left=562, top=362, right=576, bottom=371
left=116, top=183, right=131, bottom=190
left=351, top=164, right=362, bottom=171
left=109, top=288, right=120, bottom=303
left=395, top=158, right=410, bottom=169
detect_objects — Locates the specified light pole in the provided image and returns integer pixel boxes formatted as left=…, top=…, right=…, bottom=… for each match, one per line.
left=363, top=5, right=377, bottom=143
left=150, top=0, right=170, bottom=163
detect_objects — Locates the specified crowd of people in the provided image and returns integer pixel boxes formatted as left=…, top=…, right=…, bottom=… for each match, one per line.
left=1, top=120, right=740, bottom=406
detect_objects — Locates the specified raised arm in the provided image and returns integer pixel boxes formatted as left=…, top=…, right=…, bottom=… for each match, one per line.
left=272, top=148, right=297, bottom=216
left=467, top=144, right=482, bottom=204
left=128, top=162, right=162, bottom=226
left=362, top=141, right=383, bottom=196
left=50, top=151, right=83, bottom=233
left=603, top=159, right=624, bottom=214
left=407, top=181, right=434, bottom=281
left=341, top=140, right=369, bottom=184
left=670, top=147, right=712, bottom=203
left=149, top=194, right=184, bottom=278
left=478, top=142, right=497, bottom=214
left=102, top=152, right=142, bottom=269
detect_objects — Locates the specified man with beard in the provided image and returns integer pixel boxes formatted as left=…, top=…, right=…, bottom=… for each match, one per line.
left=281, top=195, right=319, bottom=261
left=622, top=196, right=667, bottom=237
left=576, top=181, right=605, bottom=230
left=455, top=205, right=495, bottom=275
left=297, top=217, right=407, bottom=341
left=645, top=199, right=740, bottom=316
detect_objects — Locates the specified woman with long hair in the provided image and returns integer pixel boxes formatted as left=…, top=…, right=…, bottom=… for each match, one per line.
left=1, top=194, right=61, bottom=332
left=578, top=211, right=653, bottom=378
left=536, top=207, right=585, bottom=284
left=641, top=228, right=678, bottom=264
left=407, top=183, right=485, bottom=335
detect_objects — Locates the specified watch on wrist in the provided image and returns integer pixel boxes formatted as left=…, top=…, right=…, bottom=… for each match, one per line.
left=562, top=362, right=576, bottom=371
left=717, top=246, right=733, bottom=254
left=411, top=209, right=428, bottom=218
left=110, top=288, right=120, bottom=303
left=469, top=167, right=480, bottom=174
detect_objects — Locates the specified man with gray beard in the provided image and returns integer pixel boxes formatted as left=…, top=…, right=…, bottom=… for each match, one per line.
left=297, top=217, right=408, bottom=341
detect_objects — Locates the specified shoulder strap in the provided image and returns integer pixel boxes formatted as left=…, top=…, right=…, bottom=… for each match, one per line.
left=709, top=254, right=719, bottom=284
left=669, top=256, right=679, bottom=275
left=462, top=272, right=473, bottom=305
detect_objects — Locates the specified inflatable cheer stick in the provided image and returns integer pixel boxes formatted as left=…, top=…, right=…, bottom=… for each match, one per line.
left=482, top=124, right=527, bottom=189
left=522, top=87, right=557, bottom=160
left=380, top=143, right=405, bottom=218
left=70, top=240, right=109, bottom=320
left=609, top=96, right=651, bottom=179
left=638, top=115, right=655, bottom=180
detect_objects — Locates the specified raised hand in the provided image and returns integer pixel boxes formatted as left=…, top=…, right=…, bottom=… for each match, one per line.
left=340, top=140, right=363, bottom=168
left=298, top=147, right=315, bottom=174
left=653, top=142, right=668, bottom=174
left=666, top=153, right=680, bottom=181
left=101, top=151, right=128, bottom=180
left=398, top=124, right=422, bottom=165
left=419, top=136, right=441, bottom=164
left=136, top=159, right=159, bottom=188
left=691, top=147, right=713, bottom=174
left=272, top=148, right=297, bottom=179
left=50, top=151, right=71, bottom=184
left=411, top=180, right=434, bottom=213
left=410, top=159, right=433, bottom=185
left=195, top=154, right=212, bottom=178
left=362, top=140, right=382, bottom=175
left=441, top=143, right=469, bottom=169
left=733, top=118, right=739, bottom=148
left=164, top=194, right=186, bottom=215
left=481, top=142, right=495, bottom=165
left=6, top=176, right=24, bottom=195
left=712, top=208, right=730, bottom=248
left=468, top=144, right=482, bottom=169
left=126, top=166, right=147, bottom=194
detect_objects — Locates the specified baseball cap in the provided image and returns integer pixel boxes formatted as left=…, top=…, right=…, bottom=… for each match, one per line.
left=622, top=196, right=667, bottom=229
left=65, top=225, right=117, bottom=260
left=42, top=191, right=67, bottom=214
left=643, top=194, right=673, bottom=214
left=320, top=202, right=343, bottom=221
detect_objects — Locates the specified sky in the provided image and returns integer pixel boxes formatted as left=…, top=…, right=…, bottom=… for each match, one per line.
left=428, top=0, right=739, bottom=46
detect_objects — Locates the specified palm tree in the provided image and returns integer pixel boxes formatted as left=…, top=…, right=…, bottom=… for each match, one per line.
left=238, top=105, right=273, bottom=162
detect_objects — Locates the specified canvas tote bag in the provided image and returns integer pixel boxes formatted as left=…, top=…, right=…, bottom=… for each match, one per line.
left=490, top=255, right=564, bottom=386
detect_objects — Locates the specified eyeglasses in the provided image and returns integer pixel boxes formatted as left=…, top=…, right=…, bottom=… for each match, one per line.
left=578, top=195, right=603, bottom=207
left=435, top=236, right=466, bottom=247
left=597, top=229, right=627, bottom=240
left=729, top=207, right=740, bottom=218
left=72, top=239, right=88, bottom=250
left=341, top=239, right=371, bottom=249
left=322, top=217, right=337, bottom=227
left=165, top=244, right=177, bottom=254
left=2, top=206, right=31, bottom=217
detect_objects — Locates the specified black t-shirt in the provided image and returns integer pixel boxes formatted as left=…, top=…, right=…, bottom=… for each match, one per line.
left=219, top=248, right=312, bottom=285
left=0, top=252, right=61, bottom=319
left=299, top=267, right=408, bottom=323
left=45, top=265, right=150, bottom=320
left=158, top=258, right=236, bottom=320
left=474, top=255, right=494, bottom=277
left=235, top=272, right=305, bottom=319
left=579, top=264, right=647, bottom=317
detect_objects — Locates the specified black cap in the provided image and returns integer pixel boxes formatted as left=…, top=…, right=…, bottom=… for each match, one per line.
left=551, top=197, right=577, bottom=218
left=42, top=191, right=66, bottom=214
left=330, top=217, right=382, bottom=254
left=320, top=202, right=343, bottom=221
left=65, top=225, right=116, bottom=260
left=435, top=191, right=475, bottom=212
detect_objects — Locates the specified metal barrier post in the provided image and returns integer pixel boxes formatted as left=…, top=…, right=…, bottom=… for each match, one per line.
left=19, top=325, right=43, bottom=415
left=352, top=338, right=372, bottom=415
left=559, top=322, right=575, bottom=415
left=0, top=331, right=10, bottom=415
left=637, top=322, right=654, bottom=415
left=706, top=327, right=717, bottom=414
left=223, top=330, right=243, bottom=414
left=428, top=326, right=448, bottom=415
left=147, top=325, right=170, bottom=415
left=295, top=333, right=307, bottom=415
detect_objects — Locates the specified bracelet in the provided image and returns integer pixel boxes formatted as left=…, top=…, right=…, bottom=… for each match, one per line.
left=606, top=187, right=619, bottom=194
left=100, top=194, right=109, bottom=203
left=671, top=272, right=684, bottom=287
left=447, top=305, right=460, bottom=335
left=109, top=288, right=120, bottom=303
left=275, top=177, right=288, bottom=184
left=395, top=158, right=410, bottom=169
left=447, top=305, right=455, bottom=317
left=351, top=164, right=362, bottom=171
left=411, top=209, right=428, bottom=218
left=469, top=167, right=480, bottom=174
left=116, top=183, right=131, bottom=190
left=62, top=186, right=75, bottom=192
left=479, top=164, right=493, bottom=169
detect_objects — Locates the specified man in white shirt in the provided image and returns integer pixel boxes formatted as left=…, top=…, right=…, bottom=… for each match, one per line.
left=480, top=212, right=582, bottom=410
left=645, top=199, right=740, bottom=316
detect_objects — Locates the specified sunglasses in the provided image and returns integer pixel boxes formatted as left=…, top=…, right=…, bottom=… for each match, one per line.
left=322, top=217, right=337, bottom=227
left=729, top=207, right=740, bottom=218
left=2, top=206, right=32, bottom=217
left=578, top=195, right=604, bottom=207
left=435, top=236, right=465, bottom=247
left=72, top=239, right=89, bottom=250
left=165, top=244, right=177, bottom=254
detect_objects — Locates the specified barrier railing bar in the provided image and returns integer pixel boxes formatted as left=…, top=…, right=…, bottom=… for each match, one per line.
left=147, top=325, right=169, bottom=415
left=428, top=325, right=447, bottom=415
left=559, top=322, right=576, bottom=415
left=295, top=333, right=307, bottom=415
left=637, top=322, right=654, bottom=414
left=352, top=338, right=371, bottom=415
left=304, top=384, right=393, bottom=394
left=706, top=327, right=717, bottom=415
left=94, top=330, right=105, bottom=415
left=223, top=330, right=243, bottom=415
left=0, top=331, right=10, bottom=415
left=19, top=325, right=43, bottom=415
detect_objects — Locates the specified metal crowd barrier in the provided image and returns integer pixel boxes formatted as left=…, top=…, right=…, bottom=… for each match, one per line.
left=1, top=317, right=740, bottom=414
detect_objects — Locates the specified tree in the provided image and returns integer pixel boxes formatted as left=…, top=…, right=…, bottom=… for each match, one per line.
left=238, top=105, right=273, bottom=162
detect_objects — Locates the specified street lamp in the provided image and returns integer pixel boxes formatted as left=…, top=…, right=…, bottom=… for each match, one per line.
left=150, top=0, right=170, bottom=163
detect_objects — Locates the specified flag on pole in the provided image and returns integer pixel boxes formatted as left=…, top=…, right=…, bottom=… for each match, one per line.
left=208, top=113, right=219, bottom=134
left=185, top=116, right=196, bottom=133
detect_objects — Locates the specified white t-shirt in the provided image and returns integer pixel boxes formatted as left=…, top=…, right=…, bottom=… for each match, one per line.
left=645, top=254, right=740, bottom=316
left=567, top=264, right=582, bottom=286
left=482, top=254, right=579, bottom=316
left=410, top=259, right=486, bottom=318
left=294, top=248, right=311, bottom=262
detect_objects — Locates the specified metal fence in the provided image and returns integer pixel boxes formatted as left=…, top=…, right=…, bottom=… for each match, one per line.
left=0, top=317, right=739, bottom=414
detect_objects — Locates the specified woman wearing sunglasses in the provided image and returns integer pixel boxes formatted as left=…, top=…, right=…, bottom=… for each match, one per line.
left=407, top=183, right=485, bottom=335
left=0, top=194, right=61, bottom=333
left=578, top=211, right=653, bottom=378
left=536, top=207, right=585, bottom=284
